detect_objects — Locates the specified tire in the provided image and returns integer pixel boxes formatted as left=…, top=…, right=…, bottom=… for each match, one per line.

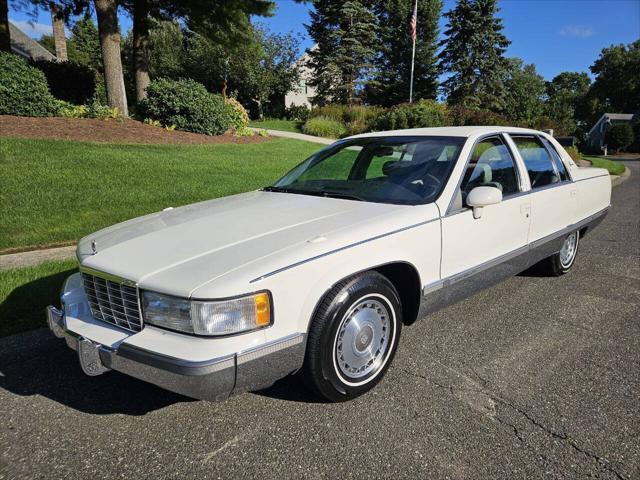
left=543, top=230, right=580, bottom=276
left=302, top=271, right=402, bottom=402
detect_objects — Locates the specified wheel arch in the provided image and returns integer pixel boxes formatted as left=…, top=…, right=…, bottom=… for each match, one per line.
left=307, top=261, right=423, bottom=330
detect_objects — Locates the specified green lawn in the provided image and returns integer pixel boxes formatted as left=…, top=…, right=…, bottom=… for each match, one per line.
left=582, top=156, right=626, bottom=176
left=248, top=119, right=303, bottom=133
left=0, top=260, right=78, bottom=337
left=0, top=137, right=319, bottom=251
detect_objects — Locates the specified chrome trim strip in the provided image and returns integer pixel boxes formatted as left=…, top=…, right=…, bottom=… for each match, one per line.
left=116, top=343, right=235, bottom=376
left=250, top=218, right=439, bottom=283
left=237, top=333, right=304, bottom=365
left=79, top=266, right=137, bottom=287
left=424, top=206, right=610, bottom=295
left=573, top=174, right=609, bottom=183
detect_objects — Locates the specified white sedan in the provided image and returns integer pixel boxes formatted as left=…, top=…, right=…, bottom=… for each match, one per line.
left=47, top=126, right=611, bottom=402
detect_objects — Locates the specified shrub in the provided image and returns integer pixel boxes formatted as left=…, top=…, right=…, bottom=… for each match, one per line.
left=138, top=78, right=231, bottom=135
left=564, top=146, right=582, bottom=161
left=311, top=104, right=348, bottom=122
left=605, top=123, right=634, bottom=152
left=368, top=99, right=447, bottom=131
left=447, top=105, right=509, bottom=126
left=32, top=60, right=96, bottom=105
left=303, top=116, right=346, bottom=138
left=59, top=102, right=87, bottom=118
left=224, top=97, right=249, bottom=132
left=286, top=104, right=311, bottom=122
left=0, top=52, right=61, bottom=116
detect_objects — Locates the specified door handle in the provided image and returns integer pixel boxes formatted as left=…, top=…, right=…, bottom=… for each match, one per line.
left=570, top=190, right=578, bottom=198
left=520, top=204, right=531, bottom=214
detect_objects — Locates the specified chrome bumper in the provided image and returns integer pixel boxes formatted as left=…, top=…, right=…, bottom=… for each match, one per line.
left=47, top=306, right=305, bottom=401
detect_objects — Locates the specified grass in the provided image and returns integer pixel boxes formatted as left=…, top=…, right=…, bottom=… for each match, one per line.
left=0, top=260, right=78, bottom=337
left=582, top=155, right=626, bottom=176
left=248, top=119, right=303, bottom=133
left=0, top=137, right=319, bottom=251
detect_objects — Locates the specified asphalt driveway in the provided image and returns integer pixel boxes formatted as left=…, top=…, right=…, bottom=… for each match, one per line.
left=1, top=162, right=638, bottom=480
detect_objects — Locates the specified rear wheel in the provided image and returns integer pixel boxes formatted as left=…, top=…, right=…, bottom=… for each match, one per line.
left=543, top=230, right=580, bottom=276
left=302, top=271, right=402, bottom=402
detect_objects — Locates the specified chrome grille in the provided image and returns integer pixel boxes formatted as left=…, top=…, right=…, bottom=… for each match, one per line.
left=81, top=271, right=143, bottom=332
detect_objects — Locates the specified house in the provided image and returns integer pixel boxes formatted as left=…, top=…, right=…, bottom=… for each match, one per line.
left=585, top=113, right=637, bottom=151
left=9, top=22, right=56, bottom=61
left=284, top=47, right=317, bottom=108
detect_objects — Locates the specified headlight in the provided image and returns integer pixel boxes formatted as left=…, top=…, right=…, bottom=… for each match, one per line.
left=141, top=291, right=272, bottom=336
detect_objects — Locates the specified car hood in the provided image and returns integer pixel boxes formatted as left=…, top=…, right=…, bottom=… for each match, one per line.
left=78, top=191, right=412, bottom=297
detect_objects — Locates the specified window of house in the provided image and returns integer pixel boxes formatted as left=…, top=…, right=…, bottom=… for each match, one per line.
left=511, top=136, right=560, bottom=189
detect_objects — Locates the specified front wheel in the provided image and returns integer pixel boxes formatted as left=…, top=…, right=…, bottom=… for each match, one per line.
left=302, top=271, right=402, bottom=402
left=544, top=230, right=580, bottom=276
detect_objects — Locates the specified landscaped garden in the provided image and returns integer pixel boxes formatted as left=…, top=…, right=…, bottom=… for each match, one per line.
left=0, top=136, right=319, bottom=252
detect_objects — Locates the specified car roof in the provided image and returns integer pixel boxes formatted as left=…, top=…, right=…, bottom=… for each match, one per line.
left=347, top=125, right=546, bottom=139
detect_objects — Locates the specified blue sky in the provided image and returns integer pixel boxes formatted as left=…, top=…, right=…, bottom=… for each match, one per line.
left=9, top=0, right=640, bottom=80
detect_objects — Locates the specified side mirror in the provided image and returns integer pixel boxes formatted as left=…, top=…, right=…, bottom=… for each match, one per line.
left=466, top=186, right=503, bottom=219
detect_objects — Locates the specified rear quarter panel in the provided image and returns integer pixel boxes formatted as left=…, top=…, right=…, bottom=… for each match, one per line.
left=572, top=167, right=612, bottom=221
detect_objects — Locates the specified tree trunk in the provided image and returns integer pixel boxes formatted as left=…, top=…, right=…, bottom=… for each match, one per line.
left=94, top=0, right=128, bottom=116
left=132, top=0, right=150, bottom=101
left=50, top=4, right=68, bottom=61
left=0, top=0, right=10, bottom=53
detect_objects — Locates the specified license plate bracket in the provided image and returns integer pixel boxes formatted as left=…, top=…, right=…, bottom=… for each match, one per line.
left=78, top=338, right=111, bottom=376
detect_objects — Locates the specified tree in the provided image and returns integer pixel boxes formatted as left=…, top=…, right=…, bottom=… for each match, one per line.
left=587, top=40, right=640, bottom=116
left=182, top=24, right=299, bottom=116
left=69, top=14, right=101, bottom=70
left=605, top=123, right=634, bottom=152
left=50, top=3, right=67, bottom=60
left=94, top=0, right=128, bottom=115
left=306, top=0, right=378, bottom=105
left=132, top=0, right=149, bottom=100
left=438, top=0, right=510, bottom=111
left=501, top=58, right=545, bottom=124
left=544, top=71, right=591, bottom=134
left=0, top=0, right=9, bottom=53
left=367, top=0, right=442, bottom=106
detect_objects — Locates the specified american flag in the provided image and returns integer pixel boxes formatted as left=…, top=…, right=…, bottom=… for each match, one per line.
left=409, top=1, right=417, bottom=42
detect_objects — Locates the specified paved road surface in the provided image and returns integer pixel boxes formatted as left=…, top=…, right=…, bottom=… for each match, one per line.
left=1, top=162, right=638, bottom=480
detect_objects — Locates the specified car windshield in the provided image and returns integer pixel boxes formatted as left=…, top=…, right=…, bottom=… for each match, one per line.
left=267, top=136, right=466, bottom=205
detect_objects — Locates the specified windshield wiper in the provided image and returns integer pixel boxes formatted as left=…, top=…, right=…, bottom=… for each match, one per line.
left=262, top=186, right=364, bottom=202
left=317, top=190, right=365, bottom=202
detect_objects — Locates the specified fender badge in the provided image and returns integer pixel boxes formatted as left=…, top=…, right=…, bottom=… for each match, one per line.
left=91, top=240, right=98, bottom=255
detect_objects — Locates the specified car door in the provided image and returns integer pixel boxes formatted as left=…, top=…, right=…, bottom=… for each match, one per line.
left=429, top=135, right=531, bottom=310
left=507, top=134, right=577, bottom=264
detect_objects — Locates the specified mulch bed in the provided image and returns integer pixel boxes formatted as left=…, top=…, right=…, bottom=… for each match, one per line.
left=0, top=115, right=270, bottom=145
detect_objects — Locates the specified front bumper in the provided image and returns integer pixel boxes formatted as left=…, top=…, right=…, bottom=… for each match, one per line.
left=47, top=278, right=305, bottom=401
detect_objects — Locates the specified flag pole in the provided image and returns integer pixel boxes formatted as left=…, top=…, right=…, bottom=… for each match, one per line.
left=409, top=0, right=418, bottom=103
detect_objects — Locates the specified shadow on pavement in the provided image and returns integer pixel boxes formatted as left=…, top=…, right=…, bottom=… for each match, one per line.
left=0, top=328, right=192, bottom=415
left=253, top=373, right=327, bottom=404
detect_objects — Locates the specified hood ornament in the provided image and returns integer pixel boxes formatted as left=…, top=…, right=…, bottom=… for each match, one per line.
left=91, top=240, right=98, bottom=255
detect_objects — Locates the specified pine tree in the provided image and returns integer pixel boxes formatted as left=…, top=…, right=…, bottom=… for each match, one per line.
left=438, top=0, right=510, bottom=110
left=367, top=0, right=441, bottom=106
left=307, top=0, right=378, bottom=105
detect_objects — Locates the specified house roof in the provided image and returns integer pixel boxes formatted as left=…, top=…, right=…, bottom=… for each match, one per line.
left=603, top=113, right=635, bottom=121
left=9, top=22, right=56, bottom=62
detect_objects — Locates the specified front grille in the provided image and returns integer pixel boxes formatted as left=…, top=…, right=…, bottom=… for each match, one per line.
left=81, top=272, right=143, bottom=332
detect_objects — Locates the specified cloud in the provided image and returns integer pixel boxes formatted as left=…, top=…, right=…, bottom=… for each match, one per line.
left=559, top=25, right=595, bottom=38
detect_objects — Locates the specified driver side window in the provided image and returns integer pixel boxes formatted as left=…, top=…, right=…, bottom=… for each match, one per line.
left=460, top=136, right=520, bottom=199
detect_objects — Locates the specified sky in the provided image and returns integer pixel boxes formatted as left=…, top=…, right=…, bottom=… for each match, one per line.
left=8, top=0, right=640, bottom=80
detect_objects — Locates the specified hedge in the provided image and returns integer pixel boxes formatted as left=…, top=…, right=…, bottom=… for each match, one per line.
left=0, top=52, right=61, bottom=117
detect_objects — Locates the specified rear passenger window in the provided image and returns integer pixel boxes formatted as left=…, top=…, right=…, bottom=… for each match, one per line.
left=460, top=136, right=520, bottom=199
left=511, top=136, right=560, bottom=189
left=539, top=137, right=569, bottom=181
